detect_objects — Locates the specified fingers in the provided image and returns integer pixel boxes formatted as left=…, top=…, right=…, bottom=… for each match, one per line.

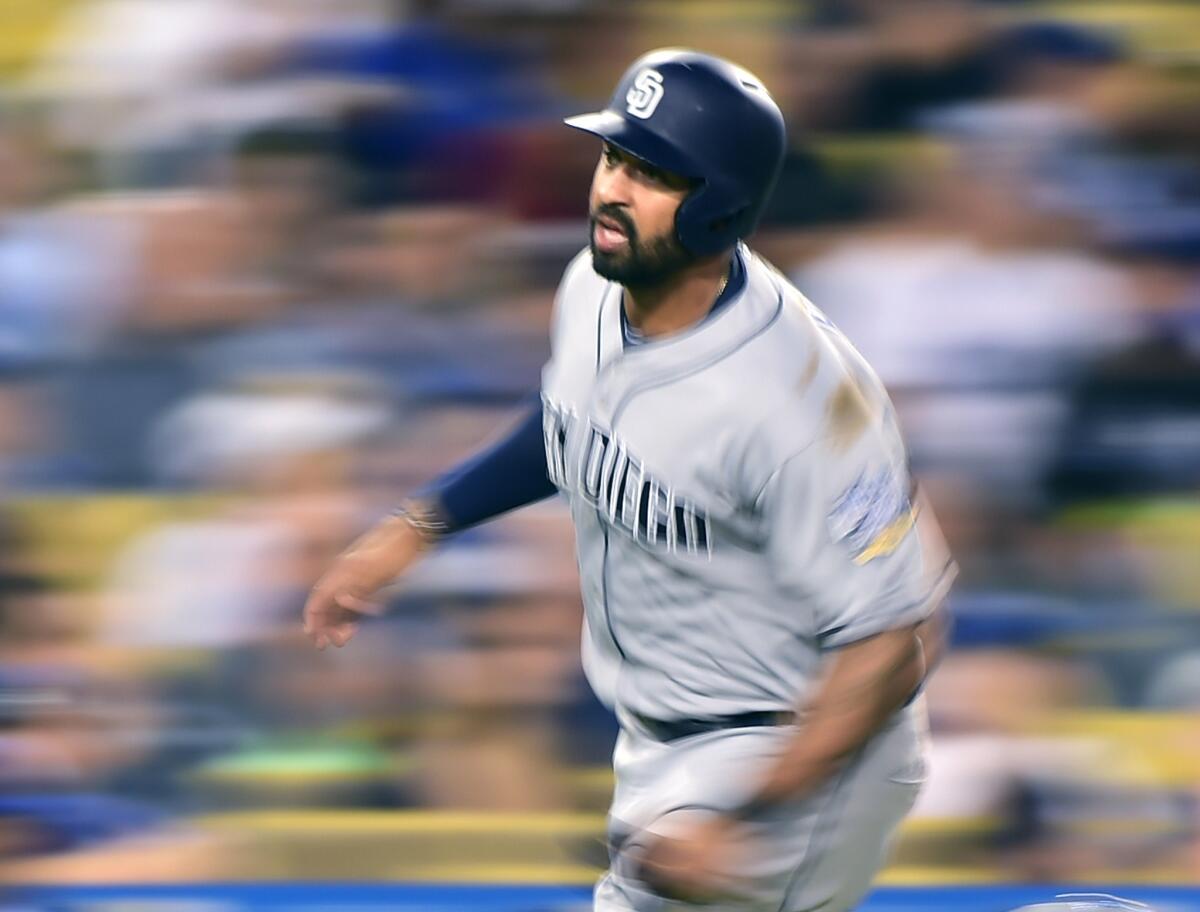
left=305, top=615, right=359, bottom=649
left=303, top=590, right=369, bottom=649
left=306, top=621, right=357, bottom=650
left=632, top=823, right=751, bottom=905
left=639, top=862, right=743, bottom=904
left=636, top=841, right=702, bottom=901
left=327, top=621, right=359, bottom=647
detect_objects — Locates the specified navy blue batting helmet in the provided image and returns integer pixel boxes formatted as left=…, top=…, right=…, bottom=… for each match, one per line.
left=565, top=48, right=787, bottom=257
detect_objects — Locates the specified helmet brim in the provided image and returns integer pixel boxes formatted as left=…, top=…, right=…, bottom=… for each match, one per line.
left=564, top=110, right=702, bottom=182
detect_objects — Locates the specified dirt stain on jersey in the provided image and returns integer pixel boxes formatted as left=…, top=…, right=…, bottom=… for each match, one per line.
left=827, top=378, right=874, bottom=451
left=797, top=349, right=820, bottom=392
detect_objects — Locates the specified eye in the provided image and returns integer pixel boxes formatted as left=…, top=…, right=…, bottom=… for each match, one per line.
left=641, top=165, right=667, bottom=184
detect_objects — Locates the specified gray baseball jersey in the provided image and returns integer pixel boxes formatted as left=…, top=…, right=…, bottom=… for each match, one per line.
left=542, top=244, right=954, bottom=722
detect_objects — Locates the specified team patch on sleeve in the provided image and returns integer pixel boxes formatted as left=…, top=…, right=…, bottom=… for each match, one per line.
left=827, top=467, right=915, bottom=565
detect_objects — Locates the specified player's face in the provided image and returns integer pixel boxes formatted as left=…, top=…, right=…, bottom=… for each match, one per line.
left=588, top=143, right=697, bottom=286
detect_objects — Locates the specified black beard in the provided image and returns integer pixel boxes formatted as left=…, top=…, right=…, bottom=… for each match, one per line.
left=590, top=217, right=698, bottom=288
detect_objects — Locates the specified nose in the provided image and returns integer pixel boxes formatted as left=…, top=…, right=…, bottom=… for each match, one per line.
left=594, top=160, right=633, bottom=208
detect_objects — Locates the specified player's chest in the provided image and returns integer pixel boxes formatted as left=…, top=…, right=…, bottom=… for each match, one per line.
left=542, top=350, right=744, bottom=556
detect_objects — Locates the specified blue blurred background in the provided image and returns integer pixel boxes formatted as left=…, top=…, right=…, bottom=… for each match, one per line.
left=1, top=1, right=1199, bottom=909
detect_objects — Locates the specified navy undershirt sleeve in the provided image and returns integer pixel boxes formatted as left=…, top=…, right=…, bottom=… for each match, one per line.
left=416, top=399, right=557, bottom=533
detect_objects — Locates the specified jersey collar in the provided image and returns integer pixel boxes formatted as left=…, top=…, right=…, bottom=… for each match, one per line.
left=619, top=245, right=748, bottom=350
left=595, top=244, right=784, bottom=425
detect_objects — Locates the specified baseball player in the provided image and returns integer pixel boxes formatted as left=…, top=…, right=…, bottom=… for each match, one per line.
left=305, top=48, right=955, bottom=911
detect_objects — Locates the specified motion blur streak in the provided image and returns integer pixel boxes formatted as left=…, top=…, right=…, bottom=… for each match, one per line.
left=0, top=0, right=1198, bottom=905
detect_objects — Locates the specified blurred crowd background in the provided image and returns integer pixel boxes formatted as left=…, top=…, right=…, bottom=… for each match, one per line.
left=2, top=0, right=1200, bottom=895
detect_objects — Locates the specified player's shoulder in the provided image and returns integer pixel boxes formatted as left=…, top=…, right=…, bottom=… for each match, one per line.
left=739, top=247, right=825, bottom=349
left=548, top=247, right=609, bottom=342
left=555, top=246, right=608, bottom=306
left=733, top=247, right=898, bottom=474
left=731, top=248, right=853, bottom=406
left=559, top=246, right=606, bottom=298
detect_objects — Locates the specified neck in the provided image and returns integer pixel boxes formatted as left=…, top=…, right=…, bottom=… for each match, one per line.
left=623, top=250, right=733, bottom=338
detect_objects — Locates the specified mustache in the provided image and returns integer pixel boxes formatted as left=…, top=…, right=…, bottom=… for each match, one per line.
left=590, top=205, right=637, bottom=239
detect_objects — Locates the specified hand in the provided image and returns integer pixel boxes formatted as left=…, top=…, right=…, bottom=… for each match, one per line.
left=303, top=515, right=426, bottom=650
left=635, top=814, right=750, bottom=904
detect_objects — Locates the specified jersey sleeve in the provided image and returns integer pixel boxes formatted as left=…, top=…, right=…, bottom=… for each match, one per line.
left=755, top=417, right=954, bottom=649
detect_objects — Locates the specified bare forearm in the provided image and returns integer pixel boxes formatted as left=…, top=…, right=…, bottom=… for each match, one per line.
left=736, top=625, right=925, bottom=816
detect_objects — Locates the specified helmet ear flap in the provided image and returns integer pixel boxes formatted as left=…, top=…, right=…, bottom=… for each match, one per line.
left=708, top=207, right=748, bottom=235
left=674, top=183, right=751, bottom=257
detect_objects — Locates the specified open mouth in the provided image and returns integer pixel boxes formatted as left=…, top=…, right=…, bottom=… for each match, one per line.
left=593, top=214, right=629, bottom=253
